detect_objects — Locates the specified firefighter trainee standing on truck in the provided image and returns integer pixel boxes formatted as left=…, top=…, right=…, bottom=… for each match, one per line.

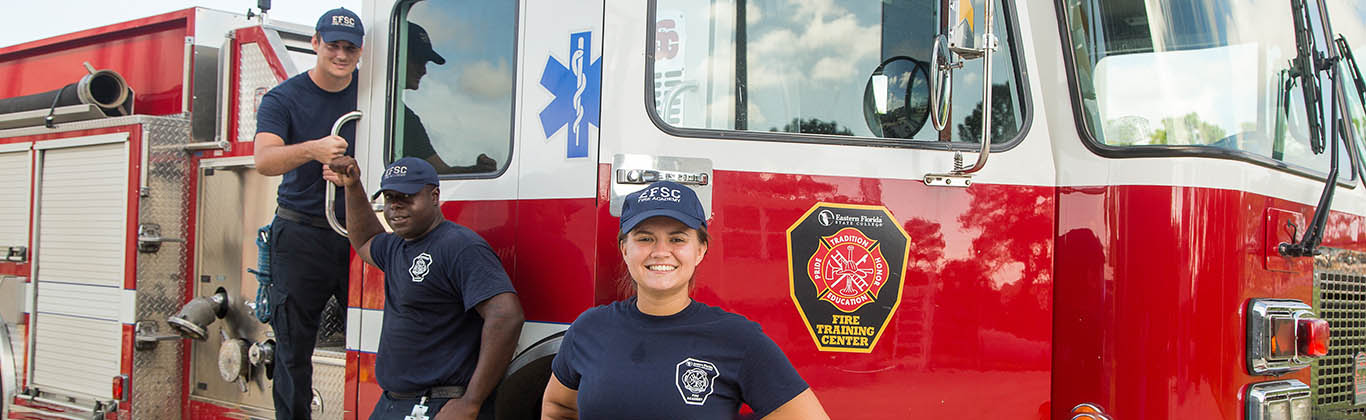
left=252, top=7, right=362, bottom=420
left=329, top=156, right=524, bottom=420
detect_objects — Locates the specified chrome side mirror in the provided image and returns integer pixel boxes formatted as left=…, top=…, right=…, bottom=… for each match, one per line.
left=863, top=57, right=931, bottom=138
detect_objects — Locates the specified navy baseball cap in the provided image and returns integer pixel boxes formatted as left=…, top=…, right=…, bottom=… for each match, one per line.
left=316, top=8, right=364, bottom=47
left=408, top=22, right=445, bottom=65
left=373, top=157, right=438, bottom=199
left=620, top=181, right=707, bottom=233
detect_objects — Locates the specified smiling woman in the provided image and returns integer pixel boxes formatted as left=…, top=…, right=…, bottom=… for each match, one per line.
left=540, top=181, right=831, bottom=420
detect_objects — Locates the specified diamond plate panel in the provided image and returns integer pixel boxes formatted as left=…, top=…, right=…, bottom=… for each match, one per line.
left=312, top=352, right=345, bottom=420
left=237, top=43, right=281, bottom=143
left=317, top=296, right=345, bottom=349
left=132, top=116, right=192, bottom=420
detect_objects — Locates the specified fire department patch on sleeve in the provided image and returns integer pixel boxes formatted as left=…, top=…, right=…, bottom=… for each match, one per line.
left=787, top=203, right=909, bottom=353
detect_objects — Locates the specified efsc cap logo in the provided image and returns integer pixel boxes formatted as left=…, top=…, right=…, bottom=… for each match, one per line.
left=374, top=157, right=438, bottom=199
left=674, top=358, right=719, bottom=406
left=619, top=181, right=706, bottom=233
left=316, top=8, right=364, bottom=47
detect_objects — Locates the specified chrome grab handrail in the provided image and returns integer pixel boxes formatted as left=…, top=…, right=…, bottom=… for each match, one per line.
left=324, top=111, right=363, bottom=237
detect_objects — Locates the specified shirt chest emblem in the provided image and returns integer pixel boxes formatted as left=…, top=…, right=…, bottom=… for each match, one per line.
left=409, top=252, right=433, bottom=282
left=675, top=358, right=720, bottom=406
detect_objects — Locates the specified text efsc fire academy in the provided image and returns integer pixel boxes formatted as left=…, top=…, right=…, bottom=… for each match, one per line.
left=787, top=203, right=910, bottom=353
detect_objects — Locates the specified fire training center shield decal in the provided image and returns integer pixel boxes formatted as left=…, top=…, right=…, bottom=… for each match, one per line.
left=787, top=203, right=909, bottom=353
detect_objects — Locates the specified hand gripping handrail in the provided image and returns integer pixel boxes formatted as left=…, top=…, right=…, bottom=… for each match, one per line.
left=324, top=111, right=363, bottom=237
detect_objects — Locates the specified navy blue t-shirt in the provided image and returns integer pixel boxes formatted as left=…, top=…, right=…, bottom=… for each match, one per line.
left=551, top=298, right=809, bottom=419
left=255, top=70, right=358, bottom=220
left=368, top=221, right=516, bottom=392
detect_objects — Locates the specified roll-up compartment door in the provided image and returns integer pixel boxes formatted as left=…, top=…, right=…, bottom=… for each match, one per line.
left=29, top=136, right=128, bottom=400
left=0, top=146, right=31, bottom=251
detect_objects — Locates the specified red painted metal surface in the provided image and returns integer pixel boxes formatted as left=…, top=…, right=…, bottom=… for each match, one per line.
left=1051, top=185, right=1342, bottom=420
left=356, top=352, right=382, bottom=419
left=0, top=263, right=29, bottom=278
left=349, top=169, right=1054, bottom=419
left=0, top=9, right=193, bottom=116
left=124, top=126, right=143, bottom=290
left=679, top=171, right=1052, bottom=419
left=118, top=324, right=134, bottom=419
left=186, top=399, right=244, bottom=419
left=344, top=351, right=361, bottom=420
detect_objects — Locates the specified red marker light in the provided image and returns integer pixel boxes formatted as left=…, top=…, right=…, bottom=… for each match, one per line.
left=1298, top=317, right=1330, bottom=358
left=111, top=375, right=125, bottom=401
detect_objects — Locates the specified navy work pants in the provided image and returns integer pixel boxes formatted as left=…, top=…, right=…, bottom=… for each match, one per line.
left=269, top=216, right=350, bottom=420
left=368, top=392, right=496, bottom=420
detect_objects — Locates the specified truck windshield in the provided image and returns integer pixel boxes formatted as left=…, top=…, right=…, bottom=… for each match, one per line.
left=1062, top=0, right=1346, bottom=174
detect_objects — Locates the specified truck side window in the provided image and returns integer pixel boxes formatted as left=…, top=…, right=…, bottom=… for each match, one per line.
left=391, top=0, right=516, bottom=176
left=649, top=0, right=1027, bottom=145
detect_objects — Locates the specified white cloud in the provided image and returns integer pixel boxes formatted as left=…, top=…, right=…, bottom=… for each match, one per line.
left=405, top=70, right=512, bottom=165
left=745, top=2, right=762, bottom=25
left=747, top=102, right=769, bottom=126
left=458, top=59, right=513, bottom=99
left=811, top=57, right=857, bottom=82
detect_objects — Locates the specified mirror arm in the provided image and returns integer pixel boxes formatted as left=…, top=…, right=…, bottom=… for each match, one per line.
left=955, top=0, right=997, bottom=175
left=1280, top=66, right=1341, bottom=257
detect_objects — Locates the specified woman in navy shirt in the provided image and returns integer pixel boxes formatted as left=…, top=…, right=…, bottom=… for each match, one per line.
left=541, top=181, right=828, bottom=420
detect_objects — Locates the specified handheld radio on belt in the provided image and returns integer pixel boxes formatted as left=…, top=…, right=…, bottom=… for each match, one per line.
left=405, top=396, right=431, bottom=420
left=325, top=110, right=363, bottom=238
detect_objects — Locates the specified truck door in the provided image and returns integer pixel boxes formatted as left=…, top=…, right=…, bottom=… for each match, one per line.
left=600, top=0, right=1055, bottom=417
left=355, top=0, right=595, bottom=416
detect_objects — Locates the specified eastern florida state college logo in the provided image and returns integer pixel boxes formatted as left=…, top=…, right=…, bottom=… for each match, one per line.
left=788, top=203, right=909, bottom=353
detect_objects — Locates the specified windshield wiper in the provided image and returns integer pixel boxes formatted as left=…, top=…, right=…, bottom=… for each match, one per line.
left=1337, top=36, right=1366, bottom=112
left=1280, top=0, right=1342, bottom=258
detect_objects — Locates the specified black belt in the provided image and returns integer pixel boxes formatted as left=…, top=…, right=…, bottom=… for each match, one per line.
left=386, top=385, right=467, bottom=399
left=275, top=206, right=335, bottom=230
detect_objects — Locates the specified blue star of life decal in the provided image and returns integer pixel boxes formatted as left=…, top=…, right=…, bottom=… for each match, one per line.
left=539, top=31, right=601, bottom=159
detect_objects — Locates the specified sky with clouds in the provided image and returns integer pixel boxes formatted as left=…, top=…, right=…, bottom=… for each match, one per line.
left=655, top=0, right=1022, bottom=142
left=0, top=1, right=359, bottom=49
left=399, top=0, right=516, bottom=167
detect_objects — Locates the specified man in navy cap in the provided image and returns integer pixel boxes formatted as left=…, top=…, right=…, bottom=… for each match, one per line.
left=252, top=7, right=364, bottom=419
left=329, top=155, right=524, bottom=420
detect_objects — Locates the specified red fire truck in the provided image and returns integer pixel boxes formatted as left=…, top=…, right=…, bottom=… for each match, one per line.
left=2, top=0, right=1366, bottom=419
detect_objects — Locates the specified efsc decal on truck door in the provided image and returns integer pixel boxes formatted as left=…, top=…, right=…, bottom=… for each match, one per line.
left=787, top=203, right=909, bottom=353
